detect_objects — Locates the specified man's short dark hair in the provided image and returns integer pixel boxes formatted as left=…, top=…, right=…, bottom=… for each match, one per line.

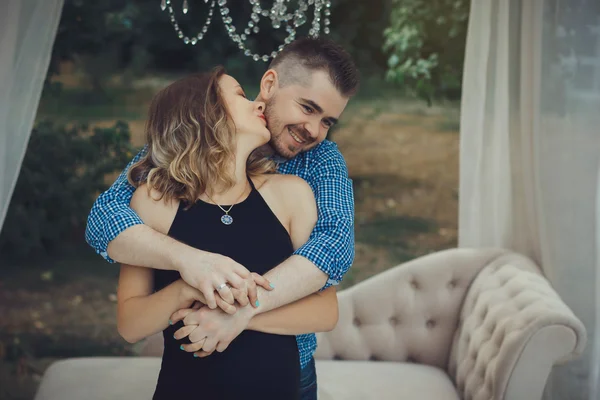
left=268, top=36, right=359, bottom=97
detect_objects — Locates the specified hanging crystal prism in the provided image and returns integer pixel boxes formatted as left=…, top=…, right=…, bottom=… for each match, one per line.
left=160, top=0, right=333, bottom=62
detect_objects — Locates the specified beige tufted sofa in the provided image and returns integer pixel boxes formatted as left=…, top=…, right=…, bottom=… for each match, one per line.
left=34, top=248, right=586, bottom=400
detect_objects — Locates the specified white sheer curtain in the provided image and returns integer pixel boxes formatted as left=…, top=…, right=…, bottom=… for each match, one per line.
left=0, top=0, right=64, bottom=232
left=459, top=0, right=600, bottom=399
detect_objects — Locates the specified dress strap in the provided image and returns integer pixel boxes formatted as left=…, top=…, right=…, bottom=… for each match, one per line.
left=247, top=175, right=257, bottom=191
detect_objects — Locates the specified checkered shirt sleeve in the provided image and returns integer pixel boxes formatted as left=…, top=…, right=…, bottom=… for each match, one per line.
left=84, top=147, right=147, bottom=262
left=280, top=141, right=355, bottom=368
left=277, top=140, right=355, bottom=290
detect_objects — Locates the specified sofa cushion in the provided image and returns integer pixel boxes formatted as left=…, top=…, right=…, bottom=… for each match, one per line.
left=316, top=360, right=460, bottom=400
left=34, top=357, right=160, bottom=400
left=35, top=357, right=460, bottom=400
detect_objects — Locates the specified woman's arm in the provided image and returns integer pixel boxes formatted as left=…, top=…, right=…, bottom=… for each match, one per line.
left=117, top=265, right=235, bottom=344
left=116, top=185, right=219, bottom=343
left=117, top=266, right=195, bottom=343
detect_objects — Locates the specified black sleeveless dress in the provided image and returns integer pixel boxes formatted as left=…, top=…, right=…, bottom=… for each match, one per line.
left=152, top=178, right=300, bottom=399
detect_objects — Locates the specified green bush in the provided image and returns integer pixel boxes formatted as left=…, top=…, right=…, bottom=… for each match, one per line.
left=0, top=120, right=133, bottom=259
left=383, top=0, right=469, bottom=104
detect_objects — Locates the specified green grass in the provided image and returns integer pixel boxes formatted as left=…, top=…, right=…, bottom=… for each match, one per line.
left=356, top=215, right=437, bottom=247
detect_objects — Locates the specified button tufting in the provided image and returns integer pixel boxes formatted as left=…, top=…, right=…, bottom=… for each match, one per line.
left=426, top=319, right=436, bottom=329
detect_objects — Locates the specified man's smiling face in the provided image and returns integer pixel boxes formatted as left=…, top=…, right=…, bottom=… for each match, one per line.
left=262, top=70, right=349, bottom=159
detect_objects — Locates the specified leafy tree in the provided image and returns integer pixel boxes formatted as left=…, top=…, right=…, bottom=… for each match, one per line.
left=383, top=0, right=470, bottom=104
left=48, top=0, right=138, bottom=94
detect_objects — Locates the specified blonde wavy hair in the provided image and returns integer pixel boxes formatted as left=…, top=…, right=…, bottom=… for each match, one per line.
left=128, top=66, right=275, bottom=205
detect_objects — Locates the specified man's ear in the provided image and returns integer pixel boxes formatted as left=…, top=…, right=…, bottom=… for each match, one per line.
left=259, top=69, right=278, bottom=101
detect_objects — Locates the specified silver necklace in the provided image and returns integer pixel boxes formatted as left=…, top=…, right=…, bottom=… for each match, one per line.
left=205, top=182, right=249, bottom=225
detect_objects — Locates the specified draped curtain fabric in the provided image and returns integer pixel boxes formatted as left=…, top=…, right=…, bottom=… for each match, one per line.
left=0, top=0, right=64, bottom=232
left=459, top=0, right=600, bottom=398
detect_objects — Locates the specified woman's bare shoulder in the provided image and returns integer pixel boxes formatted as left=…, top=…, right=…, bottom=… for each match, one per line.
left=255, top=174, right=315, bottom=208
left=256, top=173, right=310, bottom=191
left=131, top=184, right=179, bottom=234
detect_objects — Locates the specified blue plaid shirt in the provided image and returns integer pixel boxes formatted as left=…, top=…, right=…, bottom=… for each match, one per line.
left=85, top=140, right=355, bottom=369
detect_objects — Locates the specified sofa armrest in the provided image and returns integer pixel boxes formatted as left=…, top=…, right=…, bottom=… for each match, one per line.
left=449, top=253, right=587, bottom=400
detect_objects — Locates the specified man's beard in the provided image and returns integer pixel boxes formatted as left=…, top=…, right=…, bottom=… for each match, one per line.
left=264, top=103, right=316, bottom=160
left=268, top=131, right=297, bottom=160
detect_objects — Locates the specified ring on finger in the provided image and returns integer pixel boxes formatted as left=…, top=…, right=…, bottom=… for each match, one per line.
left=216, top=283, right=227, bottom=291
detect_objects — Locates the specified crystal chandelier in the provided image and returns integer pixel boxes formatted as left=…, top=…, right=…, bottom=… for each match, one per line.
left=159, top=0, right=332, bottom=62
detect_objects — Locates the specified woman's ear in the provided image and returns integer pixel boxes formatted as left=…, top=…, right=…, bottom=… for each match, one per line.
left=259, top=69, right=278, bottom=101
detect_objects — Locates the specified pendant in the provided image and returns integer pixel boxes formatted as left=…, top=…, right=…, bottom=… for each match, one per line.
left=221, top=214, right=233, bottom=225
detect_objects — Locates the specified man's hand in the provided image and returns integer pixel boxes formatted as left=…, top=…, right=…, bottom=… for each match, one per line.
left=176, top=247, right=273, bottom=312
left=178, top=282, right=236, bottom=315
left=171, top=304, right=255, bottom=357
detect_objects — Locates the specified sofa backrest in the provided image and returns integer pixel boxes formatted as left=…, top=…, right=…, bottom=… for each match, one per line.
left=314, top=248, right=507, bottom=371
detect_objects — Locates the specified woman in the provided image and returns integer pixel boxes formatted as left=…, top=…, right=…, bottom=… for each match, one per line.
left=115, top=66, right=338, bottom=399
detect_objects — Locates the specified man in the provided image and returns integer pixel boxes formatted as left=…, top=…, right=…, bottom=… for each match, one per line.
left=85, top=37, right=359, bottom=399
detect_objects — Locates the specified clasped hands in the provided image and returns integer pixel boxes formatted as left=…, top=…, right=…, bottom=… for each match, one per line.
left=172, top=272, right=273, bottom=358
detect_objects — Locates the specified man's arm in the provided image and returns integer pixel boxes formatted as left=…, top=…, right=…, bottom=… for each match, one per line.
left=85, top=147, right=146, bottom=263
left=85, top=147, right=261, bottom=310
left=85, top=147, right=209, bottom=271
left=246, top=142, right=355, bottom=314
left=246, top=286, right=338, bottom=335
